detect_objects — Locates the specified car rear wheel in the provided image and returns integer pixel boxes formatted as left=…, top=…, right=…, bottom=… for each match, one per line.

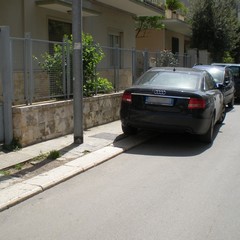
left=122, top=125, right=138, bottom=135
left=200, top=116, right=215, bottom=143
left=217, top=105, right=226, bottom=124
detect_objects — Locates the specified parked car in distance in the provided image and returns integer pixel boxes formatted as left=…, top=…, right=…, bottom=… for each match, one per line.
left=212, top=63, right=240, bottom=101
left=193, top=65, right=235, bottom=108
left=120, top=67, right=226, bottom=143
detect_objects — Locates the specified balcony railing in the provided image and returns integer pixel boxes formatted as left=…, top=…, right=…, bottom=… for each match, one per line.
left=165, top=9, right=185, bottom=21
left=138, top=0, right=165, bottom=8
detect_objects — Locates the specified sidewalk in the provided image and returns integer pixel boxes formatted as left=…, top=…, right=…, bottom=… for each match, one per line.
left=0, top=120, right=154, bottom=212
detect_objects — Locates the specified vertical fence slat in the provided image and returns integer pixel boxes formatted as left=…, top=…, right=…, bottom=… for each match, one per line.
left=0, top=26, right=13, bottom=145
left=66, top=40, right=71, bottom=99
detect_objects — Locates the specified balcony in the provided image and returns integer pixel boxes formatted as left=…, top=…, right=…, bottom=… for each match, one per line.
left=36, top=0, right=165, bottom=16
left=36, top=0, right=100, bottom=16
left=95, top=0, right=165, bottom=16
left=162, top=9, right=191, bottom=36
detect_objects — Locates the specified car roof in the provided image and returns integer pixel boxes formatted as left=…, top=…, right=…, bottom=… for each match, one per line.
left=193, top=65, right=226, bottom=71
left=212, top=63, right=240, bottom=67
left=149, top=67, right=205, bottom=74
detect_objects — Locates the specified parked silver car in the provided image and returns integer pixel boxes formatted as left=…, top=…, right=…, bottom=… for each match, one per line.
left=194, top=65, right=235, bottom=108
left=212, top=63, right=240, bottom=101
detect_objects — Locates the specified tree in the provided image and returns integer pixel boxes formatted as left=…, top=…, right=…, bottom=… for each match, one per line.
left=135, top=16, right=164, bottom=38
left=189, top=0, right=240, bottom=62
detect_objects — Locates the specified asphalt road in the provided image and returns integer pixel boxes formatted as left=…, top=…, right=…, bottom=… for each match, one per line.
left=1, top=105, right=240, bottom=240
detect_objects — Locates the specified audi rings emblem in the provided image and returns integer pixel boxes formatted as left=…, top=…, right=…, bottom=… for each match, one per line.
left=153, top=89, right=166, bottom=95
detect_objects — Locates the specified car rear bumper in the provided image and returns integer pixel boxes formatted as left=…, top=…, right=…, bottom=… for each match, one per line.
left=121, top=110, right=211, bottom=135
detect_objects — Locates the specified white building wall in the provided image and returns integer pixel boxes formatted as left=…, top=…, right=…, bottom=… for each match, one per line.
left=0, top=0, right=135, bottom=49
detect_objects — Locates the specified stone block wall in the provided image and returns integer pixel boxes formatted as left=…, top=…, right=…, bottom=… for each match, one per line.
left=12, top=92, right=122, bottom=147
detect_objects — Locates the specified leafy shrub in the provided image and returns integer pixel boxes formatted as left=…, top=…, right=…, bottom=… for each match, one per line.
left=157, top=50, right=179, bottom=67
left=222, top=51, right=234, bottom=63
left=35, top=33, right=113, bottom=97
left=84, top=77, right=114, bottom=97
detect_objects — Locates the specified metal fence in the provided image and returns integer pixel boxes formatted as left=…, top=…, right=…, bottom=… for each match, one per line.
left=10, top=36, right=192, bottom=105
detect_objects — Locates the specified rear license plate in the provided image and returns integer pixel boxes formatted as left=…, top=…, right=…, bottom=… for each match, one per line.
left=145, top=96, right=173, bottom=106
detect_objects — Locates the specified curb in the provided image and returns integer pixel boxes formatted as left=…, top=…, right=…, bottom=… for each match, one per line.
left=0, top=132, right=155, bottom=212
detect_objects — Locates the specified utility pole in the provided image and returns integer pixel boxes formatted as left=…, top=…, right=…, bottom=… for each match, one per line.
left=72, top=0, right=83, bottom=144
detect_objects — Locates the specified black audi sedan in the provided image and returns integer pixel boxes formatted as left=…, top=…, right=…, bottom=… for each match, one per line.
left=193, top=65, right=235, bottom=108
left=120, top=67, right=226, bottom=143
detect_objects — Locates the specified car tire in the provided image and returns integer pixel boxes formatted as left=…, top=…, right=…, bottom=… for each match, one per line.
left=200, top=116, right=215, bottom=144
left=122, top=125, right=138, bottom=135
left=217, top=105, right=226, bottom=124
left=228, top=97, right=234, bottom=108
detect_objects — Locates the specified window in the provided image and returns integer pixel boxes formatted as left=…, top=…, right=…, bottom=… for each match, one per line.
left=172, top=37, right=179, bottom=54
left=109, top=34, right=121, bottom=48
left=48, top=19, right=72, bottom=41
left=109, top=32, right=122, bottom=68
left=204, top=73, right=215, bottom=90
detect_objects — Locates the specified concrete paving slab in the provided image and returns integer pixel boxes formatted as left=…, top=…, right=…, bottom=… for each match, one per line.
left=0, top=151, right=34, bottom=170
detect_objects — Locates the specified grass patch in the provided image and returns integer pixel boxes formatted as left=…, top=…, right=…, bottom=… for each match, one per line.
left=31, top=152, right=49, bottom=162
left=0, top=170, right=11, bottom=176
left=14, top=163, right=24, bottom=171
left=83, top=150, right=91, bottom=155
left=0, top=150, right=61, bottom=177
left=48, top=150, right=60, bottom=160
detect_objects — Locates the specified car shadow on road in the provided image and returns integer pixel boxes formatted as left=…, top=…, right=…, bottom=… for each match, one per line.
left=116, top=123, right=225, bottom=157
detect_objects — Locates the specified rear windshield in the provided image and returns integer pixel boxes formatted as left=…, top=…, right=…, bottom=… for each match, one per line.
left=136, top=71, right=201, bottom=90
left=207, top=69, right=224, bottom=83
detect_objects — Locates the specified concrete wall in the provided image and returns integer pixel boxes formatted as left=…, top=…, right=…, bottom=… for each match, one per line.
left=84, top=3, right=135, bottom=49
left=12, top=93, right=122, bottom=147
left=136, top=30, right=165, bottom=52
left=0, top=0, right=72, bottom=39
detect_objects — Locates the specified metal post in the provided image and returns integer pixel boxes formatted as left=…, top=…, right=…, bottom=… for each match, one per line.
left=25, top=33, right=33, bottom=105
left=24, top=34, right=29, bottom=104
left=66, top=39, right=71, bottom=99
left=143, top=49, right=149, bottom=73
left=114, top=47, right=120, bottom=92
left=72, top=0, right=83, bottom=144
left=132, top=48, right=136, bottom=84
left=0, top=26, right=13, bottom=145
left=62, top=40, right=66, bottom=97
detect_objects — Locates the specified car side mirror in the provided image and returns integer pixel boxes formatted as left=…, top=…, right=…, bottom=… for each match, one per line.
left=216, top=83, right=224, bottom=90
left=224, top=77, right=230, bottom=85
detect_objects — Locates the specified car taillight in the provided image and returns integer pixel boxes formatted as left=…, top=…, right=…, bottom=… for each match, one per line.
left=122, top=92, right=132, bottom=103
left=188, top=98, right=206, bottom=109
